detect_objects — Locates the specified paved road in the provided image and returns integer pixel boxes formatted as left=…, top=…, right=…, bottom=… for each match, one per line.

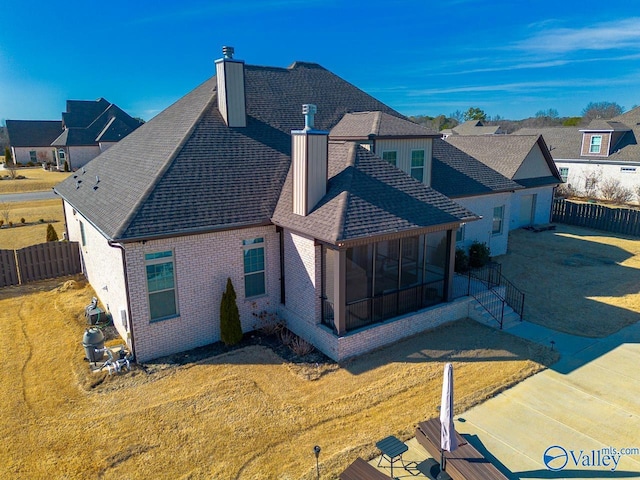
left=455, top=320, right=640, bottom=479
left=0, top=190, right=57, bottom=202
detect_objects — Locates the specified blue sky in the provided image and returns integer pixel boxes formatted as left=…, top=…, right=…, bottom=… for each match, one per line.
left=2, top=0, right=640, bottom=122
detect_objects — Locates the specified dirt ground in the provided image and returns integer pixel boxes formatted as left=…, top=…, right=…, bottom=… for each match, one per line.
left=0, top=276, right=555, bottom=479
left=495, top=224, right=640, bottom=337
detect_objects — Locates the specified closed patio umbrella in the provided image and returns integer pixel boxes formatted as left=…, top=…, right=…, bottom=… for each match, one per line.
left=439, top=362, right=458, bottom=478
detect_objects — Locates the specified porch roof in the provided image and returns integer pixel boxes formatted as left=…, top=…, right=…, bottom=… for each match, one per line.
left=272, top=141, right=479, bottom=246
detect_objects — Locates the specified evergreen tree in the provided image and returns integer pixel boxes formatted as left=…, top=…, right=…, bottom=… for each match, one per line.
left=220, top=278, right=242, bottom=345
left=46, top=224, right=58, bottom=242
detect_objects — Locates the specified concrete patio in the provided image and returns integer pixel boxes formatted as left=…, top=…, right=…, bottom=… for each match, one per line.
left=366, top=319, right=640, bottom=479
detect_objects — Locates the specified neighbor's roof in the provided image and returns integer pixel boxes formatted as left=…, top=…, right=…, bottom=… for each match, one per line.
left=451, top=120, right=500, bottom=136
left=329, top=111, right=439, bottom=139
left=431, top=139, right=522, bottom=198
left=446, top=134, right=562, bottom=186
left=52, top=99, right=143, bottom=147
left=6, top=120, right=63, bottom=147
left=514, top=106, right=640, bottom=163
left=55, top=61, right=408, bottom=241
left=272, top=141, right=478, bottom=245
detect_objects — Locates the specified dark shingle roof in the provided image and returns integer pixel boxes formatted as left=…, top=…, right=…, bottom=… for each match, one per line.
left=55, top=62, right=407, bottom=241
left=513, top=127, right=581, bottom=160
left=330, top=111, right=438, bottom=139
left=451, top=120, right=500, bottom=135
left=272, top=141, right=477, bottom=245
left=53, top=99, right=143, bottom=147
left=446, top=134, right=562, bottom=187
left=6, top=120, right=63, bottom=147
left=431, top=139, right=522, bottom=198
left=515, top=107, right=640, bottom=163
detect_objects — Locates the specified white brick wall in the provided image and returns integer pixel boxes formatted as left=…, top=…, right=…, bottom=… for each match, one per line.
left=64, top=202, right=130, bottom=346
left=282, top=231, right=319, bottom=323
left=281, top=296, right=472, bottom=361
left=124, top=226, right=281, bottom=362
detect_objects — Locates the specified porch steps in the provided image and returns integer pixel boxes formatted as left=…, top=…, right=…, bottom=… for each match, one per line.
left=472, top=296, right=522, bottom=330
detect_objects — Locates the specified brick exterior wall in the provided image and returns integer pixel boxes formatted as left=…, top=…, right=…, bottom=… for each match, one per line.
left=64, top=201, right=130, bottom=346
left=124, top=225, right=281, bottom=362
left=581, top=132, right=611, bottom=157
left=10, top=146, right=55, bottom=164
left=281, top=295, right=472, bottom=361
left=281, top=231, right=319, bottom=323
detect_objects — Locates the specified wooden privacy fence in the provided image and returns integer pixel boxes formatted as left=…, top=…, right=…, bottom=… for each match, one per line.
left=553, top=198, right=640, bottom=237
left=0, top=241, right=81, bottom=288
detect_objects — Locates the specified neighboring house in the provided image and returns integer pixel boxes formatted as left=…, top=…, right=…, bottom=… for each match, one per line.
left=6, top=98, right=143, bottom=170
left=441, top=120, right=502, bottom=138
left=5, top=120, right=63, bottom=164
left=51, top=98, right=144, bottom=170
left=446, top=135, right=563, bottom=233
left=55, top=47, right=542, bottom=363
left=432, top=139, right=523, bottom=256
left=515, top=107, right=640, bottom=199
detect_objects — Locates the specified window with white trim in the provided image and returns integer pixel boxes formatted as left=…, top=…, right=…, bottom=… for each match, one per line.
left=145, top=251, right=178, bottom=321
left=243, top=237, right=266, bottom=298
left=492, top=205, right=504, bottom=235
left=411, top=150, right=425, bottom=182
left=589, top=135, right=602, bottom=153
left=559, top=167, right=569, bottom=182
left=382, top=151, right=397, bottom=166
left=29, top=151, right=37, bottom=162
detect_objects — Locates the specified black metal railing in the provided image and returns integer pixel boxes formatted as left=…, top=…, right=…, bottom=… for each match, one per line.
left=465, top=263, right=525, bottom=329
left=343, top=280, right=444, bottom=332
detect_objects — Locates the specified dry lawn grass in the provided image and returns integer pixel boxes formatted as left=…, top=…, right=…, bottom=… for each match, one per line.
left=0, top=168, right=71, bottom=194
left=0, top=277, right=556, bottom=479
left=0, top=199, right=65, bottom=249
left=495, top=224, right=640, bottom=337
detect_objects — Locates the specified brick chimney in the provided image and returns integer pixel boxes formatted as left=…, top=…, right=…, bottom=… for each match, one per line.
left=215, top=46, right=246, bottom=127
left=292, top=104, right=328, bottom=216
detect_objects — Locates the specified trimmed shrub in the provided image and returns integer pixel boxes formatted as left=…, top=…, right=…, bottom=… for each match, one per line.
left=220, top=278, right=242, bottom=346
left=46, top=224, right=59, bottom=242
left=469, top=241, right=491, bottom=268
left=454, top=247, right=469, bottom=272
left=20, top=217, right=25, bottom=224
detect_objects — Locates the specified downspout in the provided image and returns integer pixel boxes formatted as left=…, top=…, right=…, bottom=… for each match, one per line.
left=108, top=241, right=137, bottom=361
left=277, top=226, right=285, bottom=305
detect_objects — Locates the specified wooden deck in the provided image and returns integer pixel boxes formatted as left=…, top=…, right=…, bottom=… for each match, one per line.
left=415, top=419, right=508, bottom=480
left=339, top=457, right=392, bottom=480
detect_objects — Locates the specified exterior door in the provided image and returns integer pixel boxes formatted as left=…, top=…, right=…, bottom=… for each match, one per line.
left=519, top=194, right=536, bottom=227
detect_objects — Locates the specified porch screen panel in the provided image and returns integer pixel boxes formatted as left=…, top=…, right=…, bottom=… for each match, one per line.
left=374, top=239, right=400, bottom=295
left=345, top=244, right=373, bottom=303
left=400, top=235, right=424, bottom=288
left=425, top=231, right=447, bottom=283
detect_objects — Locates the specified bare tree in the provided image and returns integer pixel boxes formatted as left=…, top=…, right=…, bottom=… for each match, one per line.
left=600, top=177, right=634, bottom=203
left=0, top=202, right=10, bottom=225
left=582, top=101, right=624, bottom=124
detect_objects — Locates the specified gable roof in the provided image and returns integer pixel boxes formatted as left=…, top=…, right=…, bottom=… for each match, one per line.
left=431, top=139, right=522, bottom=198
left=272, top=141, right=478, bottom=245
left=6, top=120, right=63, bottom=147
left=451, top=120, right=501, bottom=136
left=446, top=134, right=562, bottom=186
left=55, top=61, right=407, bottom=242
left=329, top=111, right=438, bottom=139
left=52, top=98, right=143, bottom=147
left=514, top=106, right=640, bottom=162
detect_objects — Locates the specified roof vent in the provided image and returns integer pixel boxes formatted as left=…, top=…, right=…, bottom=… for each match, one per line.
left=222, top=46, right=234, bottom=59
left=302, top=104, right=317, bottom=131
